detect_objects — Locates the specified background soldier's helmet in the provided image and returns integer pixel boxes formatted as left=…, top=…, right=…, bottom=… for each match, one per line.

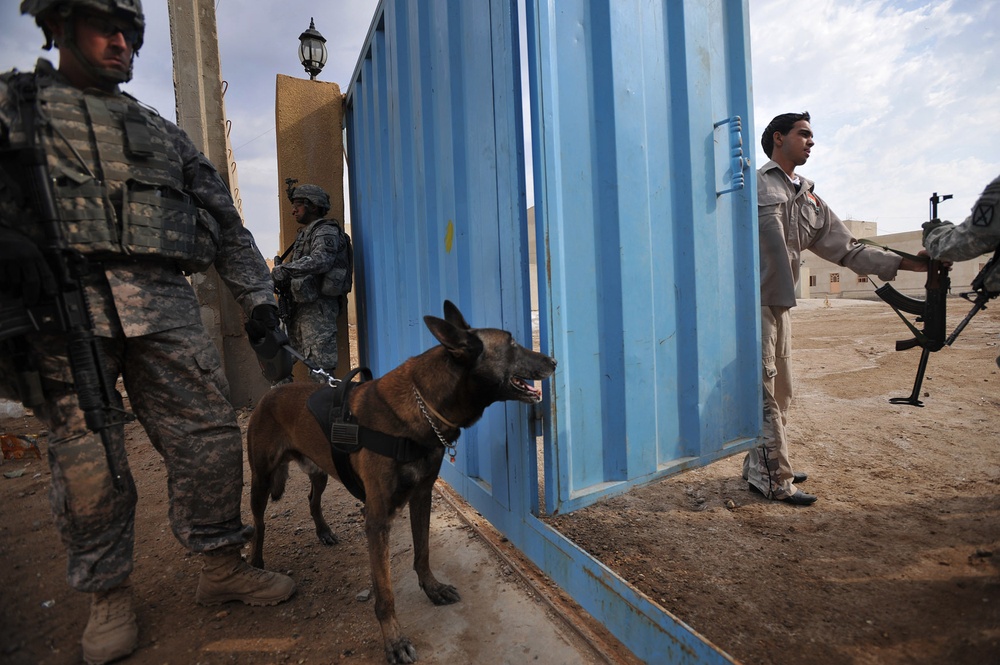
left=21, top=0, right=146, bottom=53
left=291, top=184, right=332, bottom=216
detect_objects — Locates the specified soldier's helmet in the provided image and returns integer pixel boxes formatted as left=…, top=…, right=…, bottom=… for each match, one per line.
left=21, top=0, right=145, bottom=52
left=291, top=184, right=331, bottom=216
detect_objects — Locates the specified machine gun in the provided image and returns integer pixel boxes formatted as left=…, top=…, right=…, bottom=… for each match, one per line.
left=873, top=192, right=998, bottom=406
left=1, top=76, right=129, bottom=488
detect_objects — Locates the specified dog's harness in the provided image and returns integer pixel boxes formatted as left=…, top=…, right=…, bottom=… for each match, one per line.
left=306, top=368, right=458, bottom=502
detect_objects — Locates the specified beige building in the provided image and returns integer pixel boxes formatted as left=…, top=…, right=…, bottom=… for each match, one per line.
left=798, top=220, right=990, bottom=301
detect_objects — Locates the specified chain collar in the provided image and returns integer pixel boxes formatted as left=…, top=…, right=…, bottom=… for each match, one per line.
left=412, top=386, right=458, bottom=460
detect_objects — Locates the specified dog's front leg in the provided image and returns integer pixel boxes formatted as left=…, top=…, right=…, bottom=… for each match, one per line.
left=365, top=501, right=417, bottom=664
left=307, top=470, right=338, bottom=546
left=409, top=485, right=460, bottom=605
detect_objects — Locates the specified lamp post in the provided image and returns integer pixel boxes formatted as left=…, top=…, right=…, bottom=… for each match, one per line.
left=298, top=18, right=327, bottom=80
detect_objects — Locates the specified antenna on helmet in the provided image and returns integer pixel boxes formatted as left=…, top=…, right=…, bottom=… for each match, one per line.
left=284, top=177, right=298, bottom=203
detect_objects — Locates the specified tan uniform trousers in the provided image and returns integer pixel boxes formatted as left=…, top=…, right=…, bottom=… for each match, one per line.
left=743, top=305, right=800, bottom=499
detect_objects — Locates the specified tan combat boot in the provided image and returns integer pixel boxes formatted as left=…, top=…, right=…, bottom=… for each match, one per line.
left=81, top=583, right=139, bottom=665
left=196, top=546, right=295, bottom=606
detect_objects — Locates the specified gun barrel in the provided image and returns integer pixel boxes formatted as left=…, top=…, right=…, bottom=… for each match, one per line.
left=946, top=297, right=988, bottom=346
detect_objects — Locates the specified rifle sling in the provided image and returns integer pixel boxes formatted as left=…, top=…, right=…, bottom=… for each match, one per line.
left=886, top=299, right=931, bottom=347
left=858, top=237, right=927, bottom=264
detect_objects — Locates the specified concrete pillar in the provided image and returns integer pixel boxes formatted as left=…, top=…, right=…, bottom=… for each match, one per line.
left=274, top=74, right=351, bottom=379
left=167, top=0, right=270, bottom=407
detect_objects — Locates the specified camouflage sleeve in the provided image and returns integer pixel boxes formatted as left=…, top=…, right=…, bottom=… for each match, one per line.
left=280, top=221, right=343, bottom=277
left=163, top=120, right=274, bottom=315
left=923, top=174, right=1000, bottom=263
left=0, top=75, right=22, bottom=229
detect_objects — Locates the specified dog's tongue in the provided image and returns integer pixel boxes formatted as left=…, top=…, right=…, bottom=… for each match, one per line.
left=525, top=382, right=542, bottom=401
left=514, top=377, right=543, bottom=401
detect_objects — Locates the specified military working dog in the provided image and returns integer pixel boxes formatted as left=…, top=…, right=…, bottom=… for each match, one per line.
left=246, top=301, right=556, bottom=663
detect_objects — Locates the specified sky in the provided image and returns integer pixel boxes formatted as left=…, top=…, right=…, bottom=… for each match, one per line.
left=1, top=0, right=997, bottom=258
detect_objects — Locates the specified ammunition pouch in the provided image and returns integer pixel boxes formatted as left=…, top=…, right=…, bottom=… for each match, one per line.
left=290, top=275, right=320, bottom=304
left=5, top=71, right=220, bottom=274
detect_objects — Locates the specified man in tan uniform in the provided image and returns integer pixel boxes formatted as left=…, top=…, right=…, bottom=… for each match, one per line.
left=1, top=2, right=294, bottom=662
left=746, top=112, right=927, bottom=506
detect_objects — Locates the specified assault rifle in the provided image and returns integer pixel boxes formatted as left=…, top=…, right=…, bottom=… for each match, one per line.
left=1, top=76, right=128, bottom=488
left=873, top=192, right=998, bottom=406
left=272, top=177, right=299, bottom=326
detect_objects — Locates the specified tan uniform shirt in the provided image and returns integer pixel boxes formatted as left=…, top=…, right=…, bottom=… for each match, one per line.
left=757, top=160, right=902, bottom=307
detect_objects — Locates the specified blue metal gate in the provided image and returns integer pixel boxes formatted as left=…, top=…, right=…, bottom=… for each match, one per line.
left=529, top=0, right=761, bottom=515
left=344, top=1, right=758, bottom=662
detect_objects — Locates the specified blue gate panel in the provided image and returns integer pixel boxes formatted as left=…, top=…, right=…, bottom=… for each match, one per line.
left=528, top=0, right=761, bottom=514
left=344, top=0, right=533, bottom=511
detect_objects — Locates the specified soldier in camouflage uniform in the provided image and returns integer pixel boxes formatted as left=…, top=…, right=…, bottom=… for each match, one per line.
left=0, top=2, right=294, bottom=663
left=923, top=174, right=1000, bottom=367
left=273, top=183, right=350, bottom=376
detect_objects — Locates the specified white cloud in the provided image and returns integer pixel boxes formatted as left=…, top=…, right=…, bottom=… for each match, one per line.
left=750, top=0, right=1000, bottom=230
left=3, top=0, right=996, bottom=251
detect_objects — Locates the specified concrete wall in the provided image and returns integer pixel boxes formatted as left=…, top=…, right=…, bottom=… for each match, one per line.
left=168, top=0, right=270, bottom=408
left=274, top=75, right=351, bottom=379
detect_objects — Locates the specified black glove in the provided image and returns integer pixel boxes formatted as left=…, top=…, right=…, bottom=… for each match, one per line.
left=245, top=303, right=281, bottom=342
left=0, top=227, right=57, bottom=305
left=245, top=303, right=294, bottom=382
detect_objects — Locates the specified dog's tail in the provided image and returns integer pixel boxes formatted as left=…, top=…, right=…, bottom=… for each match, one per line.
left=270, top=461, right=289, bottom=502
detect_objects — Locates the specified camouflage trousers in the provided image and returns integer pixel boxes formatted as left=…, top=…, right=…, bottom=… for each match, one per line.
left=29, top=323, right=247, bottom=593
left=743, top=305, right=800, bottom=499
left=288, top=296, right=340, bottom=372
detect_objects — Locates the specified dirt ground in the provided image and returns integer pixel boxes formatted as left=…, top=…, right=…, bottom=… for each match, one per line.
left=549, top=298, right=1000, bottom=665
left=1, top=299, right=997, bottom=665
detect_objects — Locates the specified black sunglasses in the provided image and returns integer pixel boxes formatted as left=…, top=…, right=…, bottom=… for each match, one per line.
left=81, top=14, right=140, bottom=45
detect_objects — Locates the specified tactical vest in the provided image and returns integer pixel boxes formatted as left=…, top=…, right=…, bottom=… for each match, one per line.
left=285, top=218, right=353, bottom=303
left=5, top=69, right=218, bottom=273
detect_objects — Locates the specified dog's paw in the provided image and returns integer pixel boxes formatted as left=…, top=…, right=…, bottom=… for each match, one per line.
left=386, top=637, right=417, bottom=664
left=425, top=583, right=461, bottom=606
left=317, top=529, right=339, bottom=546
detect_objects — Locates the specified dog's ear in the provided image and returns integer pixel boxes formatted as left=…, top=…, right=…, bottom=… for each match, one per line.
left=424, top=314, right=483, bottom=362
left=442, top=300, right=471, bottom=331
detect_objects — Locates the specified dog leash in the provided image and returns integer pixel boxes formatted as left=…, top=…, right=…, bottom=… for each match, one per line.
left=282, top=342, right=339, bottom=387
left=412, top=386, right=458, bottom=462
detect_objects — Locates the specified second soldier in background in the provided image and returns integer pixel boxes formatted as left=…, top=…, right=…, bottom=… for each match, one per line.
left=273, top=183, right=352, bottom=377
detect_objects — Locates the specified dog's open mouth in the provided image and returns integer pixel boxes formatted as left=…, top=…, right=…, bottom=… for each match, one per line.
left=511, top=377, right=542, bottom=402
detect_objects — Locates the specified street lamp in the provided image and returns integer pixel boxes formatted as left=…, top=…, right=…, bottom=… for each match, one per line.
left=298, top=18, right=327, bottom=80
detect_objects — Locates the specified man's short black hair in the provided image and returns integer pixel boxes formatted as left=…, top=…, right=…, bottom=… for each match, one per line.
left=761, top=112, right=810, bottom=158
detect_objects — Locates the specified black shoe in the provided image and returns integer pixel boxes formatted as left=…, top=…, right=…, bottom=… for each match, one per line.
left=781, top=490, right=817, bottom=506
left=793, top=471, right=808, bottom=484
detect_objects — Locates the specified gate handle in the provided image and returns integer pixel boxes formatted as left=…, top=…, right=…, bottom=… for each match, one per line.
left=714, top=115, right=750, bottom=195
